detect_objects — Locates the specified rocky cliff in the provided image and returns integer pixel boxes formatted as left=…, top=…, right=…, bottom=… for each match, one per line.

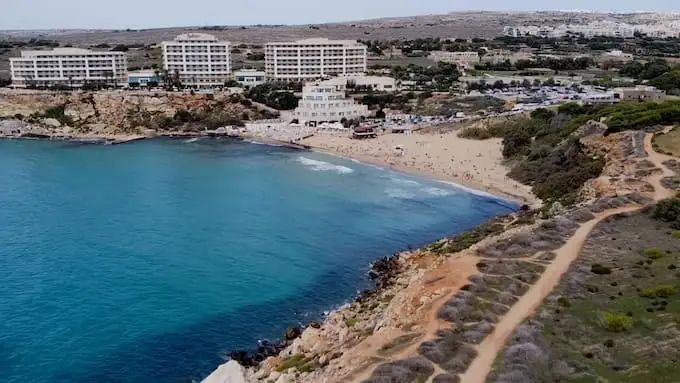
left=0, top=90, right=276, bottom=138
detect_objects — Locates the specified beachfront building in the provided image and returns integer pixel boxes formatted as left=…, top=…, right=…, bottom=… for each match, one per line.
left=430, top=51, right=480, bottom=69
left=265, top=38, right=367, bottom=82
left=602, top=49, right=635, bottom=63
left=127, top=70, right=162, bottom=87
left=9, top=48, right=127, bottom=88
left=233, top=69, right=266, bottom=87
left=161, top=33, right=231, bottom=88
left=293, top=82, right=369, bottom=124
left=613, top=86, right=666, bottom=103
left=319, top=75, right=397, bottom=92
left=482, top=50, right=535, bottom=65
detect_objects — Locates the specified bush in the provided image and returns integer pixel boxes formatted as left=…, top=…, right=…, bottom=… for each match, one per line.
left=641, top=285, right=677, bottom=299
left=458, top=126, right=493, bottom=140
left=645, top=248, right=667, bottom=259
left=599, top=312, right=633, bottom=332
left=591, top=264, right=612, bottom=275
left=276, top=354, right=309, bottom=372
left=557, top=297, right=571, bottom=308
left=653, top=196, right=680, bottom=228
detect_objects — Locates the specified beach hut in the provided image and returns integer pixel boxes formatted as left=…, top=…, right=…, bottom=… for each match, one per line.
left=352, top=126, right=377, bottom=139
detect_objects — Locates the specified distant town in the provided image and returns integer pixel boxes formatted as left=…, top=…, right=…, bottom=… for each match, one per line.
left=1, top=11, right=680, bottom=127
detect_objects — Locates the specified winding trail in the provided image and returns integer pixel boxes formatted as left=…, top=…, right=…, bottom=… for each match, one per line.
left=459, top=132, right=676, bottom=383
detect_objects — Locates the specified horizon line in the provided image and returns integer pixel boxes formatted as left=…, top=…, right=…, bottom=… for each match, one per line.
left=0, top=9, right=677, bottom=33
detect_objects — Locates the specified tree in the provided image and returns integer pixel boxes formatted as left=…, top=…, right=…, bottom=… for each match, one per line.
left=375, top=109, right=386, bottom=119
left=620, top=61, right=644, bottom=78
left=173, top=69, right=182, bottom=89
left=104, top=71, right=114, bottom=88
left=111, top=44, right=129, bottom=52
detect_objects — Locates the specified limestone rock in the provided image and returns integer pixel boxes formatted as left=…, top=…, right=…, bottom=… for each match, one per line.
left=41, top=118, right=61, bottom=128
left=266, top=371, right=280, bottom=382
left=201, top=360, right=246, bottom=383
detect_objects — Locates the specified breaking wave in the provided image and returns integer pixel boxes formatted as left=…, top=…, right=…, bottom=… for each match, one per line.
left=297, top=156, right=354, bottom=174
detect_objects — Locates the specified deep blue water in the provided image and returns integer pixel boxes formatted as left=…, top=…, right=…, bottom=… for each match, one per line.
left=0, top=138, right=517, bottom=383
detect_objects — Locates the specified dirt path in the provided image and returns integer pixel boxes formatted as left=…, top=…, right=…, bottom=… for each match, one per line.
left=459, top=205, right=640, bottom=383
left=459, top=132, right=676, bottom=383
left=644, top=131, right=676, bottom=200
left=337, top=132, right=676, bottom=383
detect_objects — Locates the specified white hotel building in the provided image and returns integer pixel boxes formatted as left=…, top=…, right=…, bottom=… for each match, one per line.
left=161, top=33, right=231, bottom=88
left=293, top=81, right=369, bottom=124
left=10, top=48, right=127, bottom=88
left=265, top=38, right=367, bottom=82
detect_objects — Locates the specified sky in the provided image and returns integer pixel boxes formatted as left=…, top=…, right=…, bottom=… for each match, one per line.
left=2, top=0, right=679, bottom=30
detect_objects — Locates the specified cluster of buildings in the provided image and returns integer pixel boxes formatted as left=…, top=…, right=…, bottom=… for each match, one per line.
left=8, top=33, right=368, bottom=90
left=503, top=20, right=680, bottom=39
left=429, top=49, right=536, bottom=68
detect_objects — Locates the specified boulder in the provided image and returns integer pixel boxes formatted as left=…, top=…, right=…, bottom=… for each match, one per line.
left=41, top=118, right=61, bottom=128
left=201, top=360, right=246, bottom=383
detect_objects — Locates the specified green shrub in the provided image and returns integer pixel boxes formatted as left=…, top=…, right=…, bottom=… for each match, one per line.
left=641, top=285, right=678, bottom=299
left=344, top=317, right=359, bottom=328
left=458, top=126, right=493, bottom=140
left=277, top=354, right=309, bottom=372
left=438, top=222, right=505, bottom=254
left=645, top=248, right=667, bottom=259
left=591, top=264, right=612, bottom=275
left=557, top=297, right=572, bottom=307
left=654, top=197, right=680, bottom=228
left=671, top=231, right=680, bottom=239
left=600, top=312, right=633, bottom=332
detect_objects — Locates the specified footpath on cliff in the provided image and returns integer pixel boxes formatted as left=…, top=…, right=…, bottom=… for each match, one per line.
left=203, top=125, right=679, bottom=383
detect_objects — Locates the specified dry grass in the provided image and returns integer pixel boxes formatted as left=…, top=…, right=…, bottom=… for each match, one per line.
left=653, top=127, right=680, bottom=157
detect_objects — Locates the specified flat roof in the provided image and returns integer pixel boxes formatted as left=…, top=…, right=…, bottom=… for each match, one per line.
left=172, top=33, right=220, bottom=42
left=267, top=38, right=364, bottom=46
left=18, top=47, right=124, bottom=57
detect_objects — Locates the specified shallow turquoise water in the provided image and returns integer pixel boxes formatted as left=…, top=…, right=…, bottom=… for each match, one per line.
left=0, top=138, right=516, bottom=382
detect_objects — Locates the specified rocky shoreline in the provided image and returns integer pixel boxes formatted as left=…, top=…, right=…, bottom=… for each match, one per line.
left=201, top=235, right=487, bottom=383
left=216, top=255, right=403, bottom=373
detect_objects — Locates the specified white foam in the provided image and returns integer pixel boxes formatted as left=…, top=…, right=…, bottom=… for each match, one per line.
left=422, top=187, right=454, bottom=197
left=391, top=177, right=421, bottom=186
left=439, top=180, right=516, bottom=205
left=385, top=188, right=416, bottom=199
left=245, top=139, right=283, bottom=147
left=297, top=156, right=354, bottom=174
left=184, top=138, right=199, bottom=143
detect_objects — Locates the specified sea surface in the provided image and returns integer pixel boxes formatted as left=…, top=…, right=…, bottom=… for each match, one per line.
left=0, top=138, right=517, bottom=382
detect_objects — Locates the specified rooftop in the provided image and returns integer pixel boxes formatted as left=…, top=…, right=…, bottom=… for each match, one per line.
left=18, top=47, right=124, bottom=57
left=267, top=38, right=364, bottom=46
left=173, top=33, right=219, bottom=42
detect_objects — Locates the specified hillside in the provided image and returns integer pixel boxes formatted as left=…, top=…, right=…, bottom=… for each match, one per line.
left=0, top=90, right=275, bottom=138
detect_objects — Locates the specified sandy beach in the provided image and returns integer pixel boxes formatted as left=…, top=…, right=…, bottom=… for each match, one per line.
left=298, top=130, right=539, bottom=207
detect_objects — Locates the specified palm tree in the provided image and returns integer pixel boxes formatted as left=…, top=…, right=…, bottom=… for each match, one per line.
left=103, top=70, right=113, bottom=89
left=173, top=69, right=181, bottom=89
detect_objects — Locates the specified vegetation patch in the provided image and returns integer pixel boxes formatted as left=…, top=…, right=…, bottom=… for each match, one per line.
left=645, top=248, right=667, bottom=260
left=488, top=207, right=680, bottom=383
left=276, top=354, right=311, bottom=372
left=640, top=285, right=677, bottom=299
left=599, top=312, right=634, bottom=333
left=653, top=127, right=680, bottom=157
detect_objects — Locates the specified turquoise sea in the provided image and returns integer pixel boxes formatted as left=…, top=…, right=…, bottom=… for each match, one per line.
left=0, top=138, right=517, bottom=382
